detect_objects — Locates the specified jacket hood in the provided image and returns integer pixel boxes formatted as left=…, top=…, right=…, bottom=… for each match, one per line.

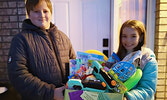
left=22, top=19, right=39, bottom=31
left=22, top=19, right=58, bottom=34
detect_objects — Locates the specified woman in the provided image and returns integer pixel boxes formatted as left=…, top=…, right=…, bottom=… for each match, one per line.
left=7, top=0, right=76, bottom=100
left=116, top=20, right=158, bottom=100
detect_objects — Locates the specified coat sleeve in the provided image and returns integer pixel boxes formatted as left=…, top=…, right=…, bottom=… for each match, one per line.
left=7, top=35, right=55, bottom=100
left=68, top=39, right=76, bottom=59
left=125, top=55, right=158, bottom=100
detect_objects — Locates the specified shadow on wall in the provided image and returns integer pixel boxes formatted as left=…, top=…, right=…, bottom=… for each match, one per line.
left=164, top=32, right=167, bottom=45
left=0, top=82, right=21, bottom=100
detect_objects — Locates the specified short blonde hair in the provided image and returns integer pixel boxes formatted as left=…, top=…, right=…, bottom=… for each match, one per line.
left=25, top=0, right=52, bottom=15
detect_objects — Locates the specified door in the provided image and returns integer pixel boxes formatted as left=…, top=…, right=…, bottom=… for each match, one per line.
left=51, top=0, right=111, bottom=57
left=81, top=0, right=111, bottom=56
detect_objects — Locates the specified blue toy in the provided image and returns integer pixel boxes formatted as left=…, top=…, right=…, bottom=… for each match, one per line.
left=112, top=61, right=136, bottom=82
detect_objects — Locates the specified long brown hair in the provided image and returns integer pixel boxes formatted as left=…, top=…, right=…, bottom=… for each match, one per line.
left=116, top=20, right=146, bottom=60
left=25, top=0, right=52, bottom=15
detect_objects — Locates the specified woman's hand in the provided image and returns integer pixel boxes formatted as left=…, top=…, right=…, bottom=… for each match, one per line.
left=54, top=85, right=66, bottom=100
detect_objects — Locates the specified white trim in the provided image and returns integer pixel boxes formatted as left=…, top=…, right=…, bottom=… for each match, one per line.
left=146, top=0, right=156, bottom=51
left=51, top=0, right=70, bottom=37
left=110, top=0, right=119, bottom=54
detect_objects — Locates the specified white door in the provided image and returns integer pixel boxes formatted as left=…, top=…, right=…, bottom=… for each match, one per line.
left=51, top=0, right=111, bottom=57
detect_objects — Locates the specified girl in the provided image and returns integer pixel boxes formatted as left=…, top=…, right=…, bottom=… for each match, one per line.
left=117, top=20, right=158, bottom=100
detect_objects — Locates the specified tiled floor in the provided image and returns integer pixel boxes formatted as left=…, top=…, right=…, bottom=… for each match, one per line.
left=0, top=83, right=21, bottom=100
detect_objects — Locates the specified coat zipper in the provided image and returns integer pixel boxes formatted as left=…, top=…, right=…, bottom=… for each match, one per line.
left=48, top=33, right=66, bottom=84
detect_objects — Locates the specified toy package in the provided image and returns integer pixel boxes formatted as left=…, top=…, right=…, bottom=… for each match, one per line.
left=77, top=51, right=104, bottom=63
left=68, top=51, right=104, bottom=79
left=69, top=59, right=85, bottom=79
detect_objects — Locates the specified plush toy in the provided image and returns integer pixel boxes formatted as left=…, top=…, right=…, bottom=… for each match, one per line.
left=84, top=50, right=108, bottom=61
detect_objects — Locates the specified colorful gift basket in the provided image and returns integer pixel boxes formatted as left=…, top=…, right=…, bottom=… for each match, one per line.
left=65, top=50, right=143, bottom=100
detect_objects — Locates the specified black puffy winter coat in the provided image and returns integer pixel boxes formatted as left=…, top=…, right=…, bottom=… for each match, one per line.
left=7, top=19, right=76, bottom=100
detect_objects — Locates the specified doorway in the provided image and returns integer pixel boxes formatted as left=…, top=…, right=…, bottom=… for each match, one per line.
left=51, top=0, right=152, bottom=57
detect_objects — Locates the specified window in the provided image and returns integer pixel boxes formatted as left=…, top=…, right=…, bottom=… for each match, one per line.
left=118, top=0, right=147, bottom=24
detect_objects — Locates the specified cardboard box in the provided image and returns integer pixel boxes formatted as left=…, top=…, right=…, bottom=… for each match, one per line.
left=64, top=89, right=124, bottom=100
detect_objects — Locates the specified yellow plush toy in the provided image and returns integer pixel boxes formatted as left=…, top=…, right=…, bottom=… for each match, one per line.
left=84, top=50, right=108, bottom=61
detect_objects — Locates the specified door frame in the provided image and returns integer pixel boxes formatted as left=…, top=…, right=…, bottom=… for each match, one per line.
left=146, top=0, right=156, bottom=51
